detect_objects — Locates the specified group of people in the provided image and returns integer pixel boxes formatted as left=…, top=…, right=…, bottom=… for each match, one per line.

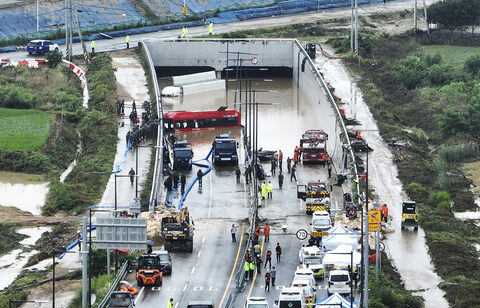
left=180, top=22, right=213, bottom=38
left=164, top=170, right=188, bottom=195
left=260, top=181, right=274, bottom=199
left=90, top=35, right=130, bottom=53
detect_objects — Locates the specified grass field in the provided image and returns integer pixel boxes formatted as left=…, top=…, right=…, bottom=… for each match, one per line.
left=423, top=45, right=480, bottom=67
left=0, top=108, right=51, bottom=150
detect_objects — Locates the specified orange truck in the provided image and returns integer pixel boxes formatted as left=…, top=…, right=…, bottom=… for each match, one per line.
left=300, top=130, right=329, bottom=164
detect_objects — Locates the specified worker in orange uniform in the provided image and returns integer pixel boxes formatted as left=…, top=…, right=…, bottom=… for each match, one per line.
left=264, top=223, right=270, bottom=242
left=293, top=146, right=299, bottom=165
left=255, top=225, right=260, bottom=237
left=382, top=204, right=389, bottom=222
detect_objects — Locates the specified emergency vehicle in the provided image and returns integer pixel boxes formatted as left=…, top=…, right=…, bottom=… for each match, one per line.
left=299, top=130, right=329, bottom=163
left=297, top=181, right=331, bottom=214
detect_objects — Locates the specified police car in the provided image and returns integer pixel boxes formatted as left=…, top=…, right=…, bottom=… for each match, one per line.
left=26, top=40, right=59, bottom=55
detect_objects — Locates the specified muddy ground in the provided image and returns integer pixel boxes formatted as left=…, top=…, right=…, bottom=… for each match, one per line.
left=0, top=206, right=72, bottom=226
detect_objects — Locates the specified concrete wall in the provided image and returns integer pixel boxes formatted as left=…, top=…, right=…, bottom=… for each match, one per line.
left=143, top=39, right=294, bottom=72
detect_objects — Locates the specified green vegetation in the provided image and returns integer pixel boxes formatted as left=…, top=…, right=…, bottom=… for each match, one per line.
left=423, top=45, right=480, bottom=67
left=43, top=54, right=118, bottom=215
left=69, top=273, right=114, bottom=308
left=427, top=0, right=480, bottom=33
left=0, top=223, right=27, bottom=256
left=0, top=108, right=51, bottom=150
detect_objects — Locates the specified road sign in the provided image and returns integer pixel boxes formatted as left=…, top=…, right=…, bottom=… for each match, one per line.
left=311, top=231, right=329, bottom=237
left=251, top=57, right=258, bottom=65
left=296, top=229, right=308, bottom=240
left=94, top=217, right=147, bottom=250
left=346, top=207, right=357, bottom=218
left=368, top=210, right=382, bottom=232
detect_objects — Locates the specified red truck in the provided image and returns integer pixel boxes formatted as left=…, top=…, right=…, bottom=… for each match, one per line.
left=300, top=130, right=329, bottom=164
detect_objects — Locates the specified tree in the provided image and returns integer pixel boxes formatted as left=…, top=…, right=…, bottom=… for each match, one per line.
left=45, top=50, right=63, bottom=68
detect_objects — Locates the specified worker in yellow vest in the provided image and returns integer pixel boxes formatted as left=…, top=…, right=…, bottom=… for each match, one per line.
left=126, top=35, right=130, bottom=49
left=90, top=40, right=95, bottom=53
left=267, top=181, right=273, bottom=199
left=261, top=182, right=267, bottom=200
left=167, top=298, right=174, bottom=308
left=209, top=22, right=213, bottom=35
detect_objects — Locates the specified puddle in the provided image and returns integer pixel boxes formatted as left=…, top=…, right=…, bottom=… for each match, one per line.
left=0, top=226, right=50, bottom=290
left=316, top=53, right=448, bottom=307
left=0, top=172, right=49, bottom=215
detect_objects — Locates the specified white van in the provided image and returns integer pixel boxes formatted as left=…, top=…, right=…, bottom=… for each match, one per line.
left=327, top=270, right=352, bottom=296
left=294, top=265, right=316, bottom=286
left=291, top=279, right=316, bottom=304
left=278, top=287, right=304, bottom=308
left=298, top=246, right=325, bottom=279
left=311, top=215, right=332, bottom=232
left=244, top=296, right=269, bottom=308
left=312, top=210, right=330, bottom=218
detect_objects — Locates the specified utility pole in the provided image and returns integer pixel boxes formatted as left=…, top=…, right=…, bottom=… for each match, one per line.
left=363, top=149, right=369, bottom=307
left=82, top=217, right=88, bottom=308
left=37, top=0, right=39, bottom=33
left=423, top=0, right=430, bottom=35
left=73, top=0, right=90, bottom=63
left=350, top=0, right=354, bottom=52
left=354, top=0, right=359, bottom=55
left=414, top=0, right=418, bottom=31
left=65, top=0, right=68, bottom=59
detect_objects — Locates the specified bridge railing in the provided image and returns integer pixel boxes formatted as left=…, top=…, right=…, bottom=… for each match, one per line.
left=97, top=261, right=129, bottom=308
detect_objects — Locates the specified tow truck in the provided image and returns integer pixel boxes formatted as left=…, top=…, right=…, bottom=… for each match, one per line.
left=212, top=134, right=238, bottom=165
left=172, top=141, right=193, bottom=171
left=161, top=208, right=194, bottom=252
left=136, top=254, right=163, bottom=287
left=401, top=201, right=418, bottom=231
left=297, top=181, right=331, bottom=214
left=300, top=130, right=329, bottom=164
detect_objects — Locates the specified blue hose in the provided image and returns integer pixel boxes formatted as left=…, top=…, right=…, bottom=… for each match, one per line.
left=58, top=226, right=97, bottom=259
left=177, top=147, right=213, bottom=210
left=94, top=140, right=132, bottom=174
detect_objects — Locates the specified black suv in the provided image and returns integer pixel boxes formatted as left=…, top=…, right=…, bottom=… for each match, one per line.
left=153, top=250, right=172, bottom=275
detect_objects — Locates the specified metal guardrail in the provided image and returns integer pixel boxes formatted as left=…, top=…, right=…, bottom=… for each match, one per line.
left=140, top=41, right=165, bottom=211
left=97, top=261, right=129, bottom=308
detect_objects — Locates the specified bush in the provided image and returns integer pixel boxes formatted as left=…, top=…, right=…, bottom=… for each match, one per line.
left=222, top=31, right=247, bottom=38
left=429, top=190, right=450, bottom=205
left=464, top=54, right=480, bottom=75
left=0, top=84, right=36, bottom=109
left=45, top=50, right=63, bottom=68
left=437, top=142, right=479, bottom=162
left=407, top=182, right=429, bottom=202
left=391, top=56, right=428, bottom=89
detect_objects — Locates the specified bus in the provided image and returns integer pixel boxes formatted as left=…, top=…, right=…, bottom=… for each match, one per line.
left=163, top=107, right=240, bottom=132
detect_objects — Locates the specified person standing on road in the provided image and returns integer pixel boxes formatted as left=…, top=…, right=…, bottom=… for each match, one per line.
left=290, top=164, right=297, bottom=181
left=278, top=150, right=283, bottom=173
left=235, top=167, right=241, bottom=183
left=208, top=22, right=213, bottom=35
left=90, top=40, right=95, bottom=53
left=126, top=35, right=130, bottom=49
left=244, top=166, right=251, bottom=184
left=231, top=224, right=237, bottom=242
left=261, top=182, right=267, bottom=200
left=275, top=243, right=282, bottom=262
left=328, top=164, right=332, bottom=178
left=273, top=300, right=279, bottom=308
left=264, top=223, right=270, bottom=243
left=167, top=298, right=174, bottom=308
left=197, top=169, right=203, bottom=187
left=278, top=172, right=284, bottom=189
left=267, top=181, right=273, bottom=199
left=129, top=168, right=135, bottom=185
left=249, top=261, right=255, bottom=279
left=264, top=270, right=271, bottom=291
left=256, top=254, right=262, bottom=273
left=244, top=261, right=250, bottom=280
left=180, top=174, right=186, bottom=195
left=271, top=158, right=277, bottom=176
left=132, top=100, right=137, bottom=112
left=254, top=243, right=261, bottom=255
left=264, top=248, right=272, bottom=269
left=271, top=266, right=276, bottom=286
left=287, top=157, right=292, bottom=173
left=77, top=231, right=82, bottom=251
left=173, top=172, right=179, bottom=188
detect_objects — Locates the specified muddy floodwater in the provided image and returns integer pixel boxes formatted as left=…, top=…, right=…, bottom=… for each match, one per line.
left=0, top=171, right=49, bottom=216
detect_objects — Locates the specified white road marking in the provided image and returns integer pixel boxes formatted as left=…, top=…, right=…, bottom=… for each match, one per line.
left=151, top=286, right=162, bottom=291
left=174, top=303, right=179, bottom=308
left=191, top=266, right=196, bottom=274
left=202, top=235, right=206, bottom=243
left=183, top=283, right=188, bottom=292
left=197, top=250, right=202, bottom=258
left=135, top=286, right=145, bottom=303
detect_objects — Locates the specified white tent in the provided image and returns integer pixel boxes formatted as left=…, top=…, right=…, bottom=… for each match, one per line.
left=322, top=233, right=358, bottom=251
left=322, top=245, right=361, bottom=266
left=327, top=224, right=357, bottom=235
left=316, top=292, right=357, bottom=308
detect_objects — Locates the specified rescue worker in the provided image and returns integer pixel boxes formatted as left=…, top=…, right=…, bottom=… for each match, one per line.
left=383, top=204, right=389, bottom=222
left=279, top=150, right=283, bottom=168
left=290, top=164, right=297, bottom=181
left=293, top=146, right=299, bottom=165
left=255, top=225, right=260, bottom=237
left=129, top=168, right=135, bottom=185
left=245, top=165, right=251, bottom=184
left=278, top=172, right=284, bottom=189
left=264, top=248, right=272, bottom=268
left=245, top=249, right=251, bottom=262
left=126, top=35, right=130, bottom=49
left=184, top=27, right=188, bottom=38
left=244, top=261, right=250, bottom=280
left=90, top=40, right=95, bottom=53
left=261, top=182, right=267, bottom=200
left=267, top=181, right=273, bottom=199
left=264, top=270, right=271, bottom=291
left=256, top=254, right=262, bottom=273
left=273, top=300, right=279, bottom=308
left=121, top=100, right=125, bottom=115
left=328, top=164, right=332, bottom=178
left=173, top=172, right=179, bottom=188
left=147, top=244, right=152, bottom=254
left=264, top=223, right=270, bottom=242
left=275, top=243, right=282, bottom=262
left=167, top=298, right=174, bottom=308
left=231, top=224, right=237, bottom=242
left=208, top=22, right=213, bottom=35
left=271, top=266, right=276, bottom=286
left=254, top=243, right=261, bottom=255
left=77, top=231, right=82, bottom=251
left=180, top=174, right=186, bottom=194
left=287, top=157, right=292, bottom=173
left=197, top=169, right=203, bottom=186
left=249, top=261, right=255, bottom=279
left=271, top=158, right=277, bottom=175
left=235, top=167, right=241, bottom=183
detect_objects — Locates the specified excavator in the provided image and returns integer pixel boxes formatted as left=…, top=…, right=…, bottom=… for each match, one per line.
left=161, top=208, right=194, bottom=252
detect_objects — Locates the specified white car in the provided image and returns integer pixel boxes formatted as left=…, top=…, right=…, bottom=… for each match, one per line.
left=294, top=265, right=316, bottom=287
left=311, top=215, right=332, bottom=232
left=312, top=210, right=330, bottom=218
left=299, top=246, right=325, bottom=279
left=327, top=270, right=352, bottom=296
left=291, top=279, right=316, bottom=304
left=244, top=297, right=269, bottom=308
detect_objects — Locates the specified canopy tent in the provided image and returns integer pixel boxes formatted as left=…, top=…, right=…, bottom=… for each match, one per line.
left=322, top=245, right=361, bottom=266
left=322, top=233, right=358, bottom=251
left=327, top=224, right=357, bottom=235
left=316, top=292, right=357, bottom=308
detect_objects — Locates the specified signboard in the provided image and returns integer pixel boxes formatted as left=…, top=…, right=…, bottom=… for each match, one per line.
left=311, top=231, right=329, bottom=237
left=368, top=210, right=382, bottom=232
left=94, top=217, right=147, bottom=250
left=296, top=229, right=308, bottom=240
left=251, top=57, right=258, bottom=65
left=182, top=6, right=188, bottom=16
left=346, top=207, right=357, bottom=218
